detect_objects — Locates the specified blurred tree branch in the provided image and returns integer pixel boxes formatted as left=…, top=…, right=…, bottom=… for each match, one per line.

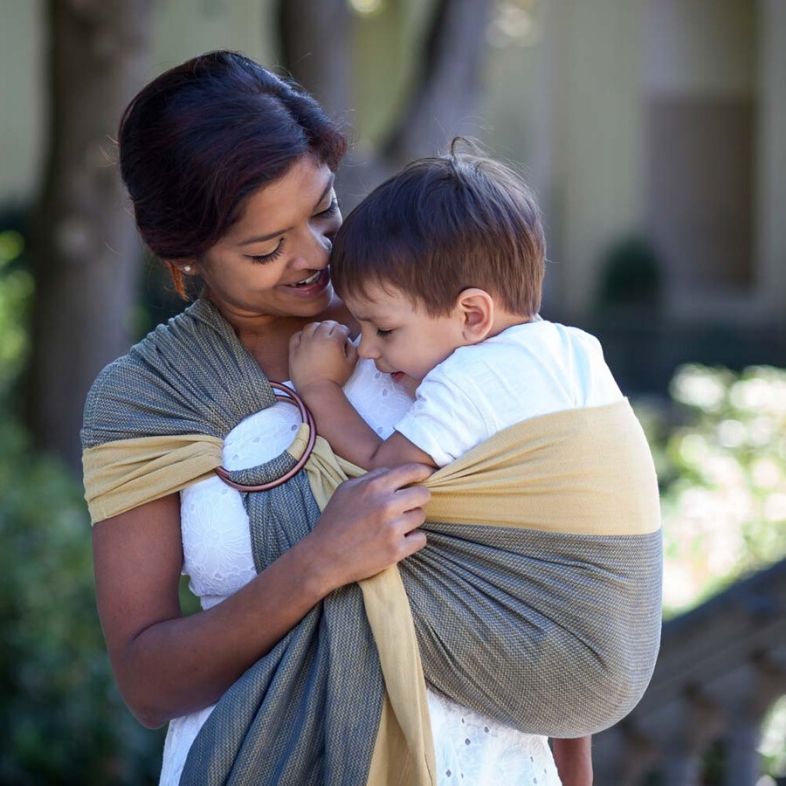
left=27, top=0, right=154, bottom=473
left=277, top=0, right=493, bottom=208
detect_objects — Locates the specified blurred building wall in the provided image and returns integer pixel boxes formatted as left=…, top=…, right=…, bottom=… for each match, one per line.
left=1, top=0, right=784, bottom=331
left=0, top=0, right=275, bottom=209
left=0, top=1, right=45, bottom=206
left=484, top=0, right=786, bottom=327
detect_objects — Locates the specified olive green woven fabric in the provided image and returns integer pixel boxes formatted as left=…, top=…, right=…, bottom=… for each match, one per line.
left=81, top=299, right=663, bottom=786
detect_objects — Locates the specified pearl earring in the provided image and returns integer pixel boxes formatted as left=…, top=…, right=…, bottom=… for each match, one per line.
left=183, top=265, right=192, bottom=273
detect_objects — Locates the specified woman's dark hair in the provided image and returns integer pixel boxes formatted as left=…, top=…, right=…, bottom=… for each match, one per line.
left=118, top=50, right=347, bottom=297
left=331, top=144, right=545, bottom=318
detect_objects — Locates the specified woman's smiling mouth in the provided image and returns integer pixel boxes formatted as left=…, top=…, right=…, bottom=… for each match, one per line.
left=287, top=270, right=322, bottom=287
left=283, top=268, right=330, bottom=295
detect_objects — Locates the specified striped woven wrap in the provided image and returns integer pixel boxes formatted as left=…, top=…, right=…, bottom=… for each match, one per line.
left=82, top=299, right=662, bottom=786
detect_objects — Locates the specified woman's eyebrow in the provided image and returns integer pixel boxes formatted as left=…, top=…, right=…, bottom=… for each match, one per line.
left=238, top=174, right=335, bottom=246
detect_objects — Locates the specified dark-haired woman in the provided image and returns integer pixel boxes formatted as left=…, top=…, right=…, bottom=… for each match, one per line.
left=82, top=52, right=591, bottom=785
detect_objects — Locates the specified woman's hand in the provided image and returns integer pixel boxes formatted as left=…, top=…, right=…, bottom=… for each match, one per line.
left=304, top=463, right=433, bottom=592
left=289, top=320, right=357, bottom=394
left=92, top=466, right=430, bottom=728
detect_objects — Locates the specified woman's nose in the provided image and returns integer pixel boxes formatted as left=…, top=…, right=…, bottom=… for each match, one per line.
left=296, top=228, right=332, bottom=270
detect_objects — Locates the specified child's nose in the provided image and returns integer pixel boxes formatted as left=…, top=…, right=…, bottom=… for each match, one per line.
left=357, top=337, right=377, bottom=359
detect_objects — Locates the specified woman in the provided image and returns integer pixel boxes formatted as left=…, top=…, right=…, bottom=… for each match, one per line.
left=82, top=51, right=641, bottom=786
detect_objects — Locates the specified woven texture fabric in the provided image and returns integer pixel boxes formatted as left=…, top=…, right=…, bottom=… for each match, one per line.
left=182, top=468, right=385, bottom=786
left=81, top=300, right=663, bottom=786
left=81, top=299, right=276, bottom=447
left=402, top=524, right=662, bottom=733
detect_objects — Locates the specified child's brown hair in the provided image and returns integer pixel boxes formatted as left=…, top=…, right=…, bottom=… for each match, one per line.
left=330, top=144, right=545, bottom=317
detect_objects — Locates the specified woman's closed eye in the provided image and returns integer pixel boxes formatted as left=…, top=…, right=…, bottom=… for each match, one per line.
left=248, top=239, right=284, bottom=264
left=376, top=328, right=393, bottom=337
left=247, top=198, right=338, bottom=264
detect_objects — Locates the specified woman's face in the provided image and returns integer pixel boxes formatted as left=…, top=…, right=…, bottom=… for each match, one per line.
left=191, top=155, right=342, bottom=322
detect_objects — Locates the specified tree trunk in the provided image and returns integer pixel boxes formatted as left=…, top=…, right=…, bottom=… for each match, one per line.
left=381, top=0, right=493, bottom=165
left=277, top=0, right=352, bottom=120
left=276, top=0, right=493, bottom=210
left=27, top=0, right=154, bottom=473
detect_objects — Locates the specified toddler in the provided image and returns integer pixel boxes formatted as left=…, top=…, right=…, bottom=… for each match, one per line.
left=289, top=150, right=622, bottom=474
left=289, top=149, right=628, bottom=785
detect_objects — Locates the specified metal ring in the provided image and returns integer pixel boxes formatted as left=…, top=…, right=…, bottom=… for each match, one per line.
left=215, top=382, right=317, bottom=492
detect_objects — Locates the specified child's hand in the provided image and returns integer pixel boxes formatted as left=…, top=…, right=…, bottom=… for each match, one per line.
left=289, top=320, right=358, bottom=395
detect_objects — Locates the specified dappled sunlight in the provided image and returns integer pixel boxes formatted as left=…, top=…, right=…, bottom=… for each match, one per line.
left=647, top=365, right=786, bottom=614
left=0, top=230, right=33, bottom=394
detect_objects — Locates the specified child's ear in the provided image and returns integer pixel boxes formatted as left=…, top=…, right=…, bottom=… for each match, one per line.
left=456, top=288, right=494, bottom=343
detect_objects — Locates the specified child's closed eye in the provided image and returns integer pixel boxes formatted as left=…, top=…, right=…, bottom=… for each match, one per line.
left=316, top=198, right=340, bottom=218
left=376, top=328, right=393, bottom=337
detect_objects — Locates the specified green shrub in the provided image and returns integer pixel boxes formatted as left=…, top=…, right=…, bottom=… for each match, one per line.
left=0, top=229, right=33, bottom=399
left=0, top=421, right=164, bottom=784
left=650, top=364, right=786, bottom=613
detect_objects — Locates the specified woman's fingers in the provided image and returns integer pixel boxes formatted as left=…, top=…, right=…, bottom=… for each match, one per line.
left=395, top=506, right=427, bottom=534
left=393, top=483, right=431, bottom=514
left=310, top=463, right=434, bottom=588
left=376, top=462, right=434, bottom=492
left=402, top=528, right=428, bottom=556
left=344, top=340, right=358, bottom=364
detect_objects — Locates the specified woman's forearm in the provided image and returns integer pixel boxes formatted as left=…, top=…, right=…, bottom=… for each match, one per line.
left=115, top=535, right=331, bottom=727
left=94, top=467, right=431, bottom=729
left=123, top=544, right=327, bottom=726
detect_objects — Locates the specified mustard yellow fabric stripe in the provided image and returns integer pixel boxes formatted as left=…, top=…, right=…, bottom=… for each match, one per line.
left=82, top=400, right=658, bottom=786
left=365, top=695, right=419, bottom=786
left=82, top=435, right=223, bottom=523
left=301, top=437, right=435, bottom=786
left=84, top=401, right=657, bottom=535
left=360, top=568, right=436, bottom=786
left=304, top=399, right=660, bottom=537
left=424, top=399, right=661, bottom=536
left=301, top=399, right=659, bottom=786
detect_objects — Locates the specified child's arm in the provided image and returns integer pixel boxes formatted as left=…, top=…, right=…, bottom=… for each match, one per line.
left=552, top=736, right=593, bottom=786
left=289, top=322, right=437, bottom=470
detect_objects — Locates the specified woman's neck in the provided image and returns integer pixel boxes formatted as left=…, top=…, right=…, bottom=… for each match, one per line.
left=237, top=318, right=301, bottom=382
left=210, top=295, right=355, bottom=382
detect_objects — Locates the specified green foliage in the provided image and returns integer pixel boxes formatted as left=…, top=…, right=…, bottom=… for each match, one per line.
left=644, top=364, right=786, bottom=614
left=0, top=421, right=164, bottom=784
left=760, top=696, right=786, bottom=778
left=596, top=235, right=662, bottom=313
left=0, top=221, right=163, bottom=783
left=637, top=365, right=786, bottom=780
left=0, top=229, right=33, bottom=398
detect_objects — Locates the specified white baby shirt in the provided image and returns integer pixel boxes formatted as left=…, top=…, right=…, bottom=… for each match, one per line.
left=395, top=320, right=623, bottom=467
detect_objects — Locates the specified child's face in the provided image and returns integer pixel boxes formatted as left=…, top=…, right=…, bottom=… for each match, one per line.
left=344, top=283, right=465, bottom=384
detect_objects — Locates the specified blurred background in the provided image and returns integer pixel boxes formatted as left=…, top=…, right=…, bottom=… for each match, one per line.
left=0, top=0, right=784, bottom=783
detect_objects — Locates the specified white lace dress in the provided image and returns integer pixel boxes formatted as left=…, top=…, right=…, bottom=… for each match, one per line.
left=159, top=358, right=562, bottom=786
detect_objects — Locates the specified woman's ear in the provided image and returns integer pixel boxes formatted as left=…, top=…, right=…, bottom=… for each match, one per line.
left=456, top=288, right=495, bottom=343
left=163, top=258, right=200, bottom=300
left=167, top=258, right=199, bottom=277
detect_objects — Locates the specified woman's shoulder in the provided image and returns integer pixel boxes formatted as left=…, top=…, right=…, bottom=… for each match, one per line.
left=82, top=353, right=145, bottom=444
left=81, top=301, right=226, bottom=447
